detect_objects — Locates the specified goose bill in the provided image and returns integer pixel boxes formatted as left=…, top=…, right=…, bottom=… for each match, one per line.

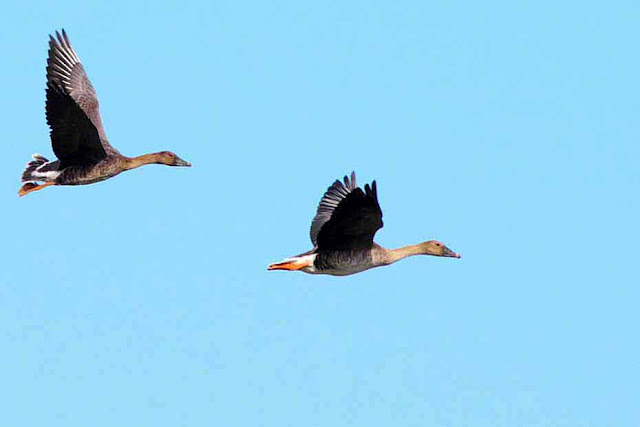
left=443, top=246, right=461, bottom=258
left=174, top=157, right=191, bottom=167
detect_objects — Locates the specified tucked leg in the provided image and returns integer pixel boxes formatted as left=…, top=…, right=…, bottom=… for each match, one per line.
left=18, top=182, right=54, bottom=197
left=267, top=258, right=312, bottom=271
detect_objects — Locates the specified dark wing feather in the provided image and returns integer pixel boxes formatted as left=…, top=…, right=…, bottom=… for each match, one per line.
left=310, top=172, right=358, bottom=246
left=315, top=177, right=384, bottom=252
left=46, top=85, right=105, bottom=167
left=46, top=30, right=114, bottom=167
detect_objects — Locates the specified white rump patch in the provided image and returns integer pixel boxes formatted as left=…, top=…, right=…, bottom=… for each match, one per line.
left=32, top=164, right=61, bottom=181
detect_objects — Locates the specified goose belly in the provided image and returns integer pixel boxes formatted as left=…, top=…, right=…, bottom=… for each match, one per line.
left=311, top=250, right=376, bottom=276
left=56, top=161, right=123, bottom=185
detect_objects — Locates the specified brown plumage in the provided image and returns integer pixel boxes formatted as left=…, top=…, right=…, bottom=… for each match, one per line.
left=18, top=29, right=191, bottom=197
left=268, top=172, right=461, bottom=276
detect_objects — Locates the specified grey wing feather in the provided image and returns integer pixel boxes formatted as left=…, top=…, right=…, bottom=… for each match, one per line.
left=309, top=171, right=358, bottom=246
left=47, top=30, right=117, bottom=154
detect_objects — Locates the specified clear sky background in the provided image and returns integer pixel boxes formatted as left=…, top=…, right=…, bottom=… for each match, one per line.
left=1, top=1, right=638, bottom=426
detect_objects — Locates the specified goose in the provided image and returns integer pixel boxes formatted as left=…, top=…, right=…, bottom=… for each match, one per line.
left=18, top=29, right=191, bottom=197
left=268, top=172, right=460, bottom=276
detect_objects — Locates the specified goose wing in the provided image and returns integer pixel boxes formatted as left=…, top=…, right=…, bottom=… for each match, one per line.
left=310, top=172, right=358, bottom=246
left=45, top=30, right=116, bottom=167
left=312, top=172, right=384, bottom=251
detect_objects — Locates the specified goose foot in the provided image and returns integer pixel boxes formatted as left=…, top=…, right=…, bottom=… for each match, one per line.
left=267, top=258, right=312, bottom=271
left=18, top=182, right=54, bottom=197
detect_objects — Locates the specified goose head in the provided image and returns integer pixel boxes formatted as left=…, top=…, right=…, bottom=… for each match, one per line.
left=155, top=151, right=191, bottom=167
left=419, top=240, right=461, bottom=258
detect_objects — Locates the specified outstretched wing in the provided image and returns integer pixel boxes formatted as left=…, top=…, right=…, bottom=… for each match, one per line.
left=312, top=173, right=384, bottom=251
left=46, top=30, right=115, bottom=167
left=310, top=172, right=358, bottom=246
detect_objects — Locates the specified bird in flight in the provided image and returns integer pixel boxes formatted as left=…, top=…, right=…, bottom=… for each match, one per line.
left=268, top=172, right=460, bottom=276
left=19, top=29, right=191, bottom=197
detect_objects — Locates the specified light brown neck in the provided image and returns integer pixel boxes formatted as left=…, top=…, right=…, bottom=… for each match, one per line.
left=379, top=243, right=435, bottom=265
left=124, top=153, right=163, bottom=170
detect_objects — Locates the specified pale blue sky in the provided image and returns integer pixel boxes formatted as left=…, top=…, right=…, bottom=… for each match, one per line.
left=1, top=1, right=639, bottom=426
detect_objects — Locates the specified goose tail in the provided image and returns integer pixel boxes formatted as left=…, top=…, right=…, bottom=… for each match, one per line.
left=18, top=154, right=60, bottom=197
left=21, top=154, right=60, bottom=183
